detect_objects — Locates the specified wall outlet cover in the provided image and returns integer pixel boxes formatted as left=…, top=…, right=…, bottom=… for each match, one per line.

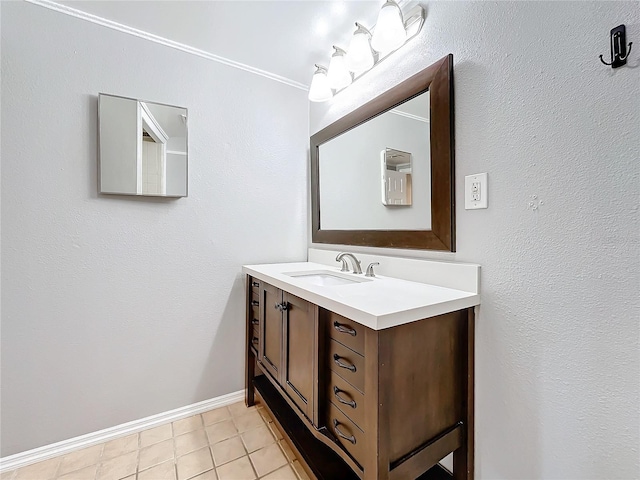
left=465, top=173, right=488, bottom=209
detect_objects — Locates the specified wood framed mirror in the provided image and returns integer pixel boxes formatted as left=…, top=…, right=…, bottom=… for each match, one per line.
left=311, top=54, right=455, bottom=251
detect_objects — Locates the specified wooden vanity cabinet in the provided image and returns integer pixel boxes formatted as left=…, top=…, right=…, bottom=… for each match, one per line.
left=259, top=282, right=282, bottom=381
left=247, top=279, right=260, bottom=356
left=252, top=279, right=317, bottom=421
left=246, top=276, right=474, bottom=480
left=282, top=291, right=317, bottom=420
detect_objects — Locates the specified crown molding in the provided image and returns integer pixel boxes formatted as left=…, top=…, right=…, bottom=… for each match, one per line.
left=25, top=0, right=309, bottom=91
left=389, top=109, right=429, bottom=123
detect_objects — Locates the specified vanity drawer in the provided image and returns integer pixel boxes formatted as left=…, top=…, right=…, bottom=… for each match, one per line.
left=329, top=339, right=364, bottom=393
left=326, top=311, right=365, bottom=356
left=249, top=301, right=259, bottom=328
left=327, top=370, right=364, bottom=430
left=327, top=402, right=365, bottom=467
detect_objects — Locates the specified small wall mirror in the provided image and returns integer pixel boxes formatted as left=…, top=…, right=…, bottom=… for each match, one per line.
left=98, top=93, right=188, bottom=197
left=311, top=54, right=454, bottom=251
left=381, top=147, right=413, bottom=207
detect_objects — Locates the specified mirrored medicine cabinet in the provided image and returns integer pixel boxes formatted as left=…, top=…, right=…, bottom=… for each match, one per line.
left=98, top=93, right=188, bottom=197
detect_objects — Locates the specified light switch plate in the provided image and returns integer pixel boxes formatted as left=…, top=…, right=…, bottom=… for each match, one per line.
left=465, top=173, right=488, bottom=209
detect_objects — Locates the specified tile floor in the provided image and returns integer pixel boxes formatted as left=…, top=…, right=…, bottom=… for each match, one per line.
left=1, top=402, right=310, bottom=480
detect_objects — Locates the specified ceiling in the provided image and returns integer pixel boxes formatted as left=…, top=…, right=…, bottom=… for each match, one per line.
left=57, top=0, right=383, bottom=88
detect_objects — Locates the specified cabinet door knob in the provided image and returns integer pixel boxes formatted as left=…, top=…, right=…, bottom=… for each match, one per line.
left=275, top=302, right=289, bottom=312
left=252, top=337, right=259, bottom=345
left=333, top=386, right=356, bottom=408
left=252, top=281, right=259, bottom=287
left=333, top=354, right=356, bottom=372
left=251, top=300, right=259, bottom=307
left=251, top=318, right=259, bottom=325
left=333, top=321, right=357, bottom=337
left=332, top=419, right=356, bottom=444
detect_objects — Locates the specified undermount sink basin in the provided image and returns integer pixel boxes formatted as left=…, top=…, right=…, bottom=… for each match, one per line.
left=284, top=270, right=371, bottom=287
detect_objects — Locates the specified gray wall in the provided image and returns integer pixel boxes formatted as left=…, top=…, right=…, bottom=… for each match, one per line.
left=0, top=2, right=308, bottom=456
left=311, top=2, right=640, bottom=479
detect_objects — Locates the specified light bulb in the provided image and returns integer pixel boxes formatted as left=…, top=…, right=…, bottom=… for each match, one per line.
left=308, top=65, right=333, bottom=102
left=371, top=0, right=406, bottom=53
left=327, top=46, right=352, bottom=90
left=345, top=23, right=374, bottom=74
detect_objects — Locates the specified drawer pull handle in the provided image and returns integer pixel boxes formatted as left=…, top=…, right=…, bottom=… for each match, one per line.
left=333, top=354, right=356, bottom=372
left=251, top=318, right=259, bottom=325
left=333, top=386, right=356, bottom=409
left=333, top=419, right=356, bottom=444
left=252, top=282, right=259, bottom=287
left=333, top=321, right=357, bottom=337
left=252, top=337, right=259, bottom=345
left=251, top=300, right=259, bottom=307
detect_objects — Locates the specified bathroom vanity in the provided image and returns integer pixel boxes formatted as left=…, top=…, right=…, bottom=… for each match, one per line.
left=244, top=54, right=467, bottom=479
left=243, top=256, right=479, bottom=480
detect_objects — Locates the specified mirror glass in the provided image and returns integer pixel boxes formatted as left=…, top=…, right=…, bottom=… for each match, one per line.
left=318, top=91, right=429, bottom=230
left=99, top=94, right=188, bottom=197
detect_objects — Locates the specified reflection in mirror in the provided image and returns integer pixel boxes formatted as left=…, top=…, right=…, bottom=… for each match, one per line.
left=318, top=90, right=429, bottom=230
left=99, top=94, right=188, bottom=197
left=381, top=148, right=412, bottom=206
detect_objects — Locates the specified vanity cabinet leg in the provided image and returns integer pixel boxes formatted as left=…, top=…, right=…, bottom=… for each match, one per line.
left=453, top=308, right=475, bottom=480
left=246, top=349, right=256, bottom=407
left=245, top=275, right=256, bottom=408
left=453, top=436, right=471, bottom=480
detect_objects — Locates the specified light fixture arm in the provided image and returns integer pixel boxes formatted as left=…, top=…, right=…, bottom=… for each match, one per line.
left=354, top=22, right=372, bottom=37
left=332, top=46, right=347, bottom=57
left=403, top=5, right=425, bottom=31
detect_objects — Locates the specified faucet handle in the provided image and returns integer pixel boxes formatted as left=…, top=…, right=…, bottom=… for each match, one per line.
left=336, top=253, right=350, bottom=272
left=365, top=262, right=380, bottom=277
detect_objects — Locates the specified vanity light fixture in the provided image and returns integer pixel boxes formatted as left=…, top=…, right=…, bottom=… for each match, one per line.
left=327, top=46, right=353, bottom=90
left=308, top=2, right=425, bottom=102
left=371, top=0, right=406, bottom=53
left=308, top=64, right=333, bottom=102
left=346, top=23, right=376, bottom=74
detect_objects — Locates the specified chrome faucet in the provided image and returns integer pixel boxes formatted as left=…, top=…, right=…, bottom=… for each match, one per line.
left=336, top=252, right=362, bottom=274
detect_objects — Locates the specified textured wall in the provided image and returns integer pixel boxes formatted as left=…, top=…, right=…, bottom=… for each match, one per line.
left=0, top=2, right=308, bottom=456
left=311, top=2, right=640, bottom=479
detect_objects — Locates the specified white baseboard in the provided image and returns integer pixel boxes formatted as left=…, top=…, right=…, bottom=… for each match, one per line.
left=0, top=390, right=245, bottom=473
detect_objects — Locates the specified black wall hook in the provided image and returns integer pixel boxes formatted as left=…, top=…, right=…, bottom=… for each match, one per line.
left=600, top=24, right=632, bottom=68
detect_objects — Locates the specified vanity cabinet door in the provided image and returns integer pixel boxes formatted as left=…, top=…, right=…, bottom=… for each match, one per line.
left=283, top=292, right=316, bottom=420
left=259, top=283, right=282, bottom=383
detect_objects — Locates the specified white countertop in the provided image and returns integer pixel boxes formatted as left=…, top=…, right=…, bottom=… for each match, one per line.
left=242, top=261, right=480, bottom=330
